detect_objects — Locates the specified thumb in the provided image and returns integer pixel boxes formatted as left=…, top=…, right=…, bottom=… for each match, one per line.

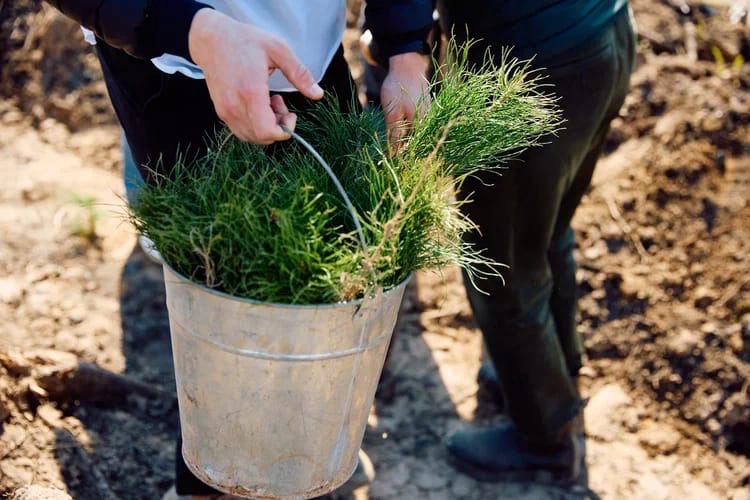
left=267, top=40, right=324, bottom=100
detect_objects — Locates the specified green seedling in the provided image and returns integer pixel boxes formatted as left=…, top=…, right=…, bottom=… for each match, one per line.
left=68, top=193, right=104, bottom=243
left=129, top=41, right=562, bottom=304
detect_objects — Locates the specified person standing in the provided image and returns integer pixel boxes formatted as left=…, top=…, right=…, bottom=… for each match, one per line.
left=371, top=0, right=637, bottom=483
left=44, top=0, right=433, bottom=498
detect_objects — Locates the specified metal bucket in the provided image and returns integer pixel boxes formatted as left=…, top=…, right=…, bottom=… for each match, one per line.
left=164, top=263, right=407, bottom=498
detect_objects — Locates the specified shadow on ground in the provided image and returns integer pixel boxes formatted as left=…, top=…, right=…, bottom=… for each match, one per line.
left=54, top=244, right=177, bottom=499
left=54, top=247, right=591, bottom=499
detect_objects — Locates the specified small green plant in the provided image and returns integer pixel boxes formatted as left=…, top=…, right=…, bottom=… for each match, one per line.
left=68, top=193, right=103, bottom=243
left=711, top=45, right=745, bottom=79
left=732, top=54, right=745, bottom=72
left=712, top=45, right=727, bottom=74
left=129, top=42, right=561, bottom=304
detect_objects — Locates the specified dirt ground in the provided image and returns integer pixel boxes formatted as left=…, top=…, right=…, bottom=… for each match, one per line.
left=1, top=1, right=749, bottom=499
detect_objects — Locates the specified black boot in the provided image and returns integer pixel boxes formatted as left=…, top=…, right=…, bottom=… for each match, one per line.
left=446, top=417, right=584, bottom=484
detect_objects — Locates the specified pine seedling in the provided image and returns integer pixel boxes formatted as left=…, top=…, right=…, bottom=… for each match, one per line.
left=129, top=42, right=561, bottom=304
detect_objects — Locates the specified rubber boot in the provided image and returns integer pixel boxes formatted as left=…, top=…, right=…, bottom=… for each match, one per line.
left=446, top=414, right=584, bottom=485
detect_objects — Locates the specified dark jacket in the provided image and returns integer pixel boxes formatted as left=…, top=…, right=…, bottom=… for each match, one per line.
left=435, top=0, right=629, bottom=64
left=46, top=0, right=206, bottom=60
left=46, top=0, right=434, bottom=61
left=365, top=0, right=433, bottom=58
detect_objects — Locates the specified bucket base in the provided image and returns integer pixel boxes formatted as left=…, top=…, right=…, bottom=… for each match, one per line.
left=180, top=446, right=359, bottom=499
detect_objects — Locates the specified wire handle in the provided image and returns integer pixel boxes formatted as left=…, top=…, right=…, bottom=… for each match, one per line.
left=280, top=124, right=369, bottom=259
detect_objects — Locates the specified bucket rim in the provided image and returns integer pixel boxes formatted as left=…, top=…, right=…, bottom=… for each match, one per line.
left=162, top=260, right=411, bottom=310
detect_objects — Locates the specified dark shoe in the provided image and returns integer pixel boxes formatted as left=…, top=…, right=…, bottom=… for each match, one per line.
left=476, top=360, right=505, bottom=409
left=446, top=419, right=584, bottom=485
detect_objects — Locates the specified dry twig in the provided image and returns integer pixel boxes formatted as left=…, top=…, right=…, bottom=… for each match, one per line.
left=605, top=195, right=650, bottom=262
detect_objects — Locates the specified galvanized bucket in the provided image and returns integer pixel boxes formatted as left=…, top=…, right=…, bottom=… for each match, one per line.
left=164, top=267, right=406, bottom=498
left=162, top=128, right=407, bottom=498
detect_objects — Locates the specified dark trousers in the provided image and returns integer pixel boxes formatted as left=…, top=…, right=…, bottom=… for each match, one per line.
left=458, top=10, right=637, bottom=442
left=96, top=44, right=356, bottom=495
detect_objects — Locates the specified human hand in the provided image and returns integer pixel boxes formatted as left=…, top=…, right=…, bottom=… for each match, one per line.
left=188, top=8, right=324, bottom=144
left=380, top=52, right=430, bottom=151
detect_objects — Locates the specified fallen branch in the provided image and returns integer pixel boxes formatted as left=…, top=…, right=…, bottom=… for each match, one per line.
left=421, top=307, right=465, bottom=321
left=428, top=327, right=462, bottom=341
left=35, top=361, right=170, bottom=403
left=605, top=195, right=650, bottom=262
left=715, top=277, right=750, bottom=309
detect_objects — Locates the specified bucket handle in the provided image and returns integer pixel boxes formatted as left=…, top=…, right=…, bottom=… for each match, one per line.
left=280, top=124, right=370, bottom=260
left=277, top=128, right=379, bottom=473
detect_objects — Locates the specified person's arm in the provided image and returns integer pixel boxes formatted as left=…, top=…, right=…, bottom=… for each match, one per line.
left=45, top=0, right=208, bottom=61
left=187, top=9, right=323, bottom=144
left=365, top=0, right=433, bottom=146
left=47, top=2, right=323, bottom=144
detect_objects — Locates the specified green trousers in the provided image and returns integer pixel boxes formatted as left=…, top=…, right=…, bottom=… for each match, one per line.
left=458, top=10, right=637, bottom=442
